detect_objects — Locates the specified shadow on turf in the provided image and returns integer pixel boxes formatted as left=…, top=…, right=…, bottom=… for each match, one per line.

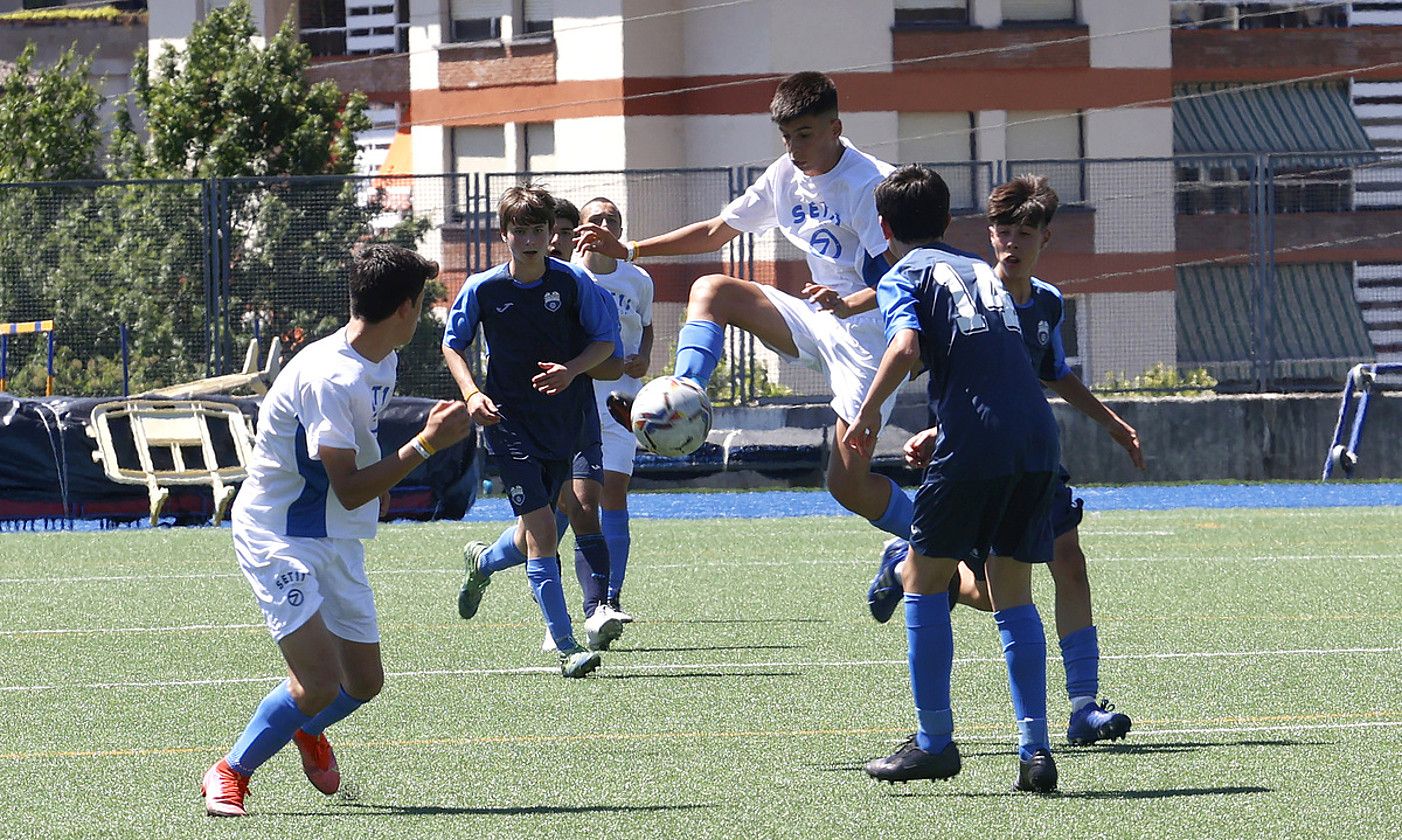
left=935, top=785, right=1272, bottom=800
left=274, top=802, right=707, bottom=817
left=613, top=644, right=802, bottom=654
left=597, top=670, right=800, bottom=681
left=810, top=739, right=1329, bottom=773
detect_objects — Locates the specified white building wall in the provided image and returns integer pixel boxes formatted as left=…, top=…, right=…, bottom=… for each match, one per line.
left=1082, top=0, right=1170, bottom=69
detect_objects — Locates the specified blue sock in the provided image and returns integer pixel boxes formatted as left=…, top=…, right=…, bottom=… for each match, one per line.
left=555, top=509, right=570, bottom=542
left=673, top=319, right=726, bottom=388
left=300, top=686, right=368, bottom=736
left=480, top=524, right=527, bottom=575
left=995, top=603, right=1050, bottom=759
left=601, top=508, right=630, bottom=600
left=573, top=532, right=610, bottom=616
left=526, top=557, right=576, bottom=649
left=225, top=679, right=312, bottom=776
left=906, top=592, right=954, bottom=754
left=1059, top=625, right=1100, bottom=705
left=870, top=477, right=914, bottom=539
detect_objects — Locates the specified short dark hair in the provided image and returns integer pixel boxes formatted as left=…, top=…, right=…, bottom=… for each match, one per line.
left=987, top=174, right=1059, bottom=228
left=581, top=196, right=622, bottom=225
left=349, top=244, right=438, bottom=323
left=875, top=165, right=951, bottom=244
left=553, top=197, right=580, bottom=228
left=770, top=71, right=839, bottom=124
left=498, top=184, right=556, bottom=231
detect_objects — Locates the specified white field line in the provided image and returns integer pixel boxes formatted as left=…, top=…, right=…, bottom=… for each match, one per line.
left=2, top=718, right=1400, bottom=763
left=1, top=646, right=1397, bottom=694
left=2, top=550, right=1396, bottom=586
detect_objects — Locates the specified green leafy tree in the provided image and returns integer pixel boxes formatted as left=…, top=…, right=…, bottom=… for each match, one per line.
left=0, top=45, right=104, bottom=395
left=0, top=43, right=101, bottom=182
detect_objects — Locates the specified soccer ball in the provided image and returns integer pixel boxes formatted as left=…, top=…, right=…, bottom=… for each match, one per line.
left=630, top=376, right=712, bottom=457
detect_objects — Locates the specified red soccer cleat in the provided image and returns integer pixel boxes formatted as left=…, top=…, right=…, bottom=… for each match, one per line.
left=292, top=729, right=341, bottom=795
left=200, top=758, right=250, bottom=817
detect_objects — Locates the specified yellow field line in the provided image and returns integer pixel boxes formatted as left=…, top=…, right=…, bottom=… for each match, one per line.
left=3, top=711, right=1399, bottom=762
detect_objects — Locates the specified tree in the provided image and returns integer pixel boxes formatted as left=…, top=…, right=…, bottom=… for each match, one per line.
left=120, top=0, right=368, bottom=179
left=0, top=43, right=101, bottom=182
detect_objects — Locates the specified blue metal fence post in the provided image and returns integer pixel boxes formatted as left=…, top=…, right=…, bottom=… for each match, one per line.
left=120, top=323, right=130, bottom=397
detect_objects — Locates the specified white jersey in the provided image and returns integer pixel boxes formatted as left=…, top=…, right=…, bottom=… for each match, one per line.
left=721, top=138, right=893, bottom=298
left=578, top=258, right=655, bottom=402
left=233, top=328, right=396, bottom=540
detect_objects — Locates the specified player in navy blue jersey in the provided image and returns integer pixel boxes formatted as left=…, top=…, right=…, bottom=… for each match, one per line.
left=866, top=175, right=1143, bottom=746
left=844, top=165, right=1060, bottom=792
left=442, top=184, right=624, bottom=678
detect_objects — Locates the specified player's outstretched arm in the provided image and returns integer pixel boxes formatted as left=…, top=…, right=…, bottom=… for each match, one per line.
left=1047, top=373, right=1145, bottom=470
left=320, top=400, right=473, bottom=511
left=577, top=215, right=741, bottom=260
left=843, top=328, right=921, bottom=458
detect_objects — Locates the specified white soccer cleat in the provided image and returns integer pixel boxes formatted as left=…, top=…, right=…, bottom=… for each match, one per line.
left=604, top=601, right=635, bottom=624
left=584, top=607, right=624, bottom=651
left=541, top=627, right=558, bottom=653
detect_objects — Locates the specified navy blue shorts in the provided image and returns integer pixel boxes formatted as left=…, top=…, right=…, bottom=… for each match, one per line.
left=910, top=469, right=1057, bottom=566
left=495, top=454, right=571, bottom=517
left=965, top=468, right=1083, bottom=579
left=571, top=402, right=604, bottom=483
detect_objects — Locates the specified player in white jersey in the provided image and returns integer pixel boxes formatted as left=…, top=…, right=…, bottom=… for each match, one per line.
left=577, top=72, right=918, bottom=540
left=574, top=196, right=654, bottom=618
left=200, top=245, right=471, bottom=817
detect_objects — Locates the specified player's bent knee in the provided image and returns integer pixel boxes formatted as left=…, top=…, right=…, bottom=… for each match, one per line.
left=343, top=669, right=385, bottom=702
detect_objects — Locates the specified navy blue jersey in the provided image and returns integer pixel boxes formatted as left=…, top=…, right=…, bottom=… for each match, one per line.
left=1012, top=277, right=1072, bottom=382
left=878, top=243, right=1060, bottom=480
left=444, top=257, right=621, bottom=461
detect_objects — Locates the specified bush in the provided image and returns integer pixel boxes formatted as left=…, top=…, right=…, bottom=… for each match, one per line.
left=1095, top=362, right=1218, bottom=396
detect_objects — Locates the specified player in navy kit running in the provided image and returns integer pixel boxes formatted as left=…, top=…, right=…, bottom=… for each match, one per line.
left=845, top=165, right=1060, bottom=793
left=442, top=185, right=624, bottom=678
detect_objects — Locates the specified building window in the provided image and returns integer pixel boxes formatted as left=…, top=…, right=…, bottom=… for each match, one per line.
left=1005, top=110, right=1085, bottom=203
left=449, top=0, right=554, bottom=43
left=1170, top=1, right=1347, bottom=29
left=524, top=122, right=555, bottom=172
left=899, top=113, right=983, bottom=210
left=1002, top=0, right=1077, bottom=24
left=893, top=0, right=969, bottom=27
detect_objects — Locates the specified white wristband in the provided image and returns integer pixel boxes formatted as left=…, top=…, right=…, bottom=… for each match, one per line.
left=409, top=437, right=432, bottom=460
left=625, top=240, right=638, bottom=262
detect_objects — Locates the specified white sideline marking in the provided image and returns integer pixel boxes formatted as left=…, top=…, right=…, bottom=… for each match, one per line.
left=3, top=551, right=1397, bottom=586
left=1, top=646, right=1396, bottom=693
left=0, top=623, right=263, bottom=636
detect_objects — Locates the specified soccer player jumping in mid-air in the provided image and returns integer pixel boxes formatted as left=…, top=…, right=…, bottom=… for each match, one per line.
left=576, top=71, right=921, bottom=542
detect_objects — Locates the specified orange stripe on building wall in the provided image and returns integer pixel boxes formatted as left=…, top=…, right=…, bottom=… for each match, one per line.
left=411, top=69, right=1172, bottom=127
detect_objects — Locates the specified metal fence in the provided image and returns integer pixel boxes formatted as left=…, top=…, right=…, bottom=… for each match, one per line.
left=0, top=154, right=1393, bottom=402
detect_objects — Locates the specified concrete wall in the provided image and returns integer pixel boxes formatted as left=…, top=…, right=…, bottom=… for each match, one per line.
left=708, top=392, right=1402, bottom=484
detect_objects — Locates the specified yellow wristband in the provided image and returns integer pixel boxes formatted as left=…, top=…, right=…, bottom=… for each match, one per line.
left=625, top=240, right=639, bottom=262
left=414, top=433, right=437, bottom=457
left=463, top=389, right=480, bottom=403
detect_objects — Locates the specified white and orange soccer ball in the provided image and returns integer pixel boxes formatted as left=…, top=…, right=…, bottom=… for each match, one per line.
left=630, top=376, right=712, bottom=457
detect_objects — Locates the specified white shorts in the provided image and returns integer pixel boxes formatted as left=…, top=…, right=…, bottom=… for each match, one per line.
left=756, top=285, right=900, bottom=427
left=595, top=377, right=641, bottom=476
left=233, top=522, right=380, bottom=644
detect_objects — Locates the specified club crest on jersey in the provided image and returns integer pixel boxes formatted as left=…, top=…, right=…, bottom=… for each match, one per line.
left=1037, top=320, right=1050, bottom=346
left=509, top=485, right=525, bottom=506
left=543, top=291, right=562, bottom=312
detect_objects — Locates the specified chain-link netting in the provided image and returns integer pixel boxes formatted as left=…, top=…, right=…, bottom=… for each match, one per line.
left=0, top=157, right=1390, bottom=402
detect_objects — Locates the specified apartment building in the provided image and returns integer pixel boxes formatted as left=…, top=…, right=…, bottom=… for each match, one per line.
left=148, top=0, right=1399, bottom=389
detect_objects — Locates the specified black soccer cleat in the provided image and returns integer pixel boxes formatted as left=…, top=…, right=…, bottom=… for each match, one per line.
left=605, top=391, right=633, bottom=431
left=864, top=736, right=961, bottom=783
left=1066, top=699, right=1132, bottom=746
left=1013, top=748, right=1058, bottom=793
